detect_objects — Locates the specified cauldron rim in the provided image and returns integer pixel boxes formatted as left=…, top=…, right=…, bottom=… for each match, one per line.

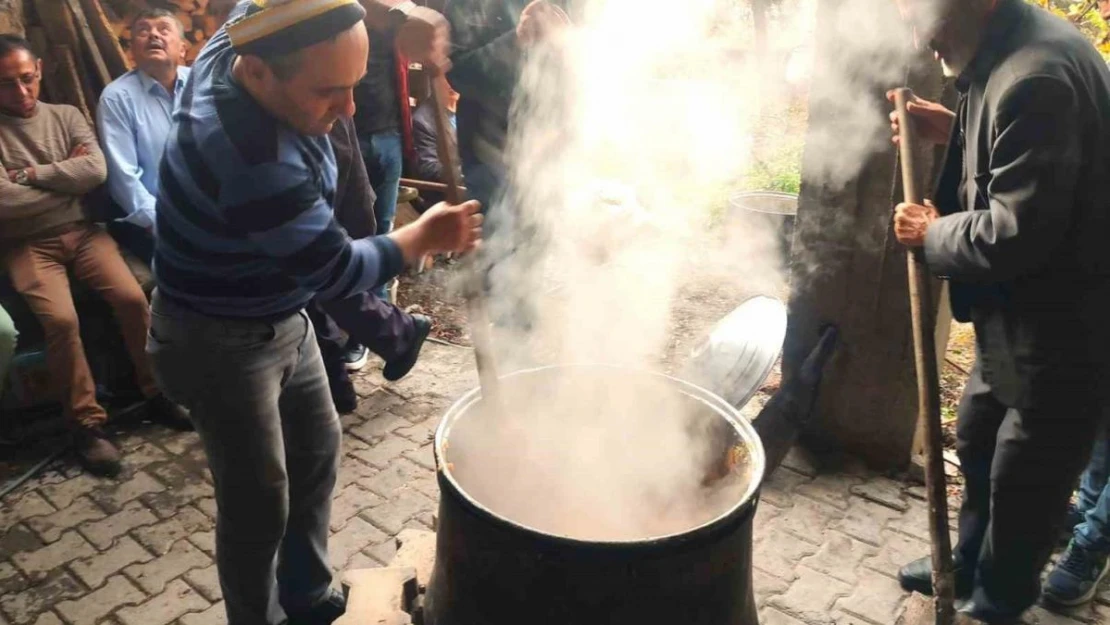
left=433, top=364, right=767, bottom=547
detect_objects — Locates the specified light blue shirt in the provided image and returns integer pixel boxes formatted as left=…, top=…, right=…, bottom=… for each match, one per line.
left=96, top=67, right=191, bottom=229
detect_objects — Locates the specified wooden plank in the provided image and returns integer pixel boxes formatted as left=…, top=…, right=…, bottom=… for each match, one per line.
left=33, top=0, right=99, bottom=113
left=27, top=28, right=57, bottom=103
left=63, top=0, right=113, bottom=88
left=0, top=0, right=24, bottom=37
left=79, top=0, right=132, bottom=77
left=34, top=0, right=82, bottom=53
left=50, top=45, right=93, bottom=123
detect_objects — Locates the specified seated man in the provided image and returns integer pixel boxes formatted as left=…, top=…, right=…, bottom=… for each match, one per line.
left=97, top=8, right=191, bottom=265
left=0, top=35, right=190, bottom=477
left=97, top=10, right=433, bottom=413
left=411, top=76, right=460, bottom=183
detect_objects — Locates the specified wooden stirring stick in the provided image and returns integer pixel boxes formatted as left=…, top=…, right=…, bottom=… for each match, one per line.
left=425, top=73, right=505, bottom=409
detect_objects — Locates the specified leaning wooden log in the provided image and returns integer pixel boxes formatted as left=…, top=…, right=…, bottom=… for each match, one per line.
left=50, top=45, right=93, bottom=124
left=26, top=27, right=57, bottom=103
left=33, top=0, right=99, bottom=107
left=0, top=0, right=24, bottom=37
left=79, top=0, right=132, bottom=77
left=63, top=0, right=113, bottom=88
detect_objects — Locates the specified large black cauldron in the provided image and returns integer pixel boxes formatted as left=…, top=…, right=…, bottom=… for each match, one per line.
left=424, top=366, right=765, bottom=625
left=423, top=314, right=838, bottom=625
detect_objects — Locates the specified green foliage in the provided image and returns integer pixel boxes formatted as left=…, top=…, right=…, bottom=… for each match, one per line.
left=1028, top=0, right=1110, bottom=57
left=741, top=149, right=803, bottom=195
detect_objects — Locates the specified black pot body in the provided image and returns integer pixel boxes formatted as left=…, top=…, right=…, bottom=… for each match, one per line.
left=424, top=366, right=764, bottom=625
left=425, top=470, right=760, bottom=625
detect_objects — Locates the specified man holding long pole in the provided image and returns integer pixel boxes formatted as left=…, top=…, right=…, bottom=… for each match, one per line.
left=147, top=2, right=480, bottom=624
left=889, top=0, right=1110, bottom=621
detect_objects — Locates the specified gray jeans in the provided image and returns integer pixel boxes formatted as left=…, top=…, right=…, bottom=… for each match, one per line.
left=147, top=292, right=339, bottom=625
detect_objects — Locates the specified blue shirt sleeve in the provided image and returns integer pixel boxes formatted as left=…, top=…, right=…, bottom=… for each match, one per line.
left=96, top=90, right=157, bottom=229
left=218, top=160, right=404, bottom=300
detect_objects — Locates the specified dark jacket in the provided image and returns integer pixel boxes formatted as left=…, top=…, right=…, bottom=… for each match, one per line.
left=411, top=100, right=459, bottom=182
left=330, top=116, right=377, bottom=239
left=925, top=0, right=1110, bottom=408
left=443, top=0, right=527, bottom=186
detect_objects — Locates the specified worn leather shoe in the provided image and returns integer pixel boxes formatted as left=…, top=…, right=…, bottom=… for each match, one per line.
left=898, top=556, right=973, bottom=599
left=286, top=588, right=346, bottom=625
left=956, top=598, right=1022, bottom=625
left=383, top=314, right=431, bottom=382
left=147, top=394, right=194, bottom=431
left=74, top=428, right=122, bottom=478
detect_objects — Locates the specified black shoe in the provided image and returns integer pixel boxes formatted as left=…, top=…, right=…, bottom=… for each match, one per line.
left=341, top=342, right=370, bottom=372
left=286, top=588, right=346, bottom=625
left=147, top=394, right=194, bottom=431
left=331, top=376, right=358, bottom=414
left=383, top=314, right=431, bottom=382
left=898, top=556, right=973, bottom=599
left=74, top=428, right=122, bottom=478
left=957, top=598, right=1023, bottom=625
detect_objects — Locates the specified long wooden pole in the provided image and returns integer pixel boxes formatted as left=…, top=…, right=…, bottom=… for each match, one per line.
left=893, top=88, right=955, bottom=625
left=425, top=75, right=504, bottom=409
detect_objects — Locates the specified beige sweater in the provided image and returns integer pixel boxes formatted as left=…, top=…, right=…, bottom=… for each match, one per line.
left=0, top=103, right=107, bottom=245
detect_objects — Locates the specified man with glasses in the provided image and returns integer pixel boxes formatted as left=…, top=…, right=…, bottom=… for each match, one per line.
left=0, top=34, right=191, bottom=477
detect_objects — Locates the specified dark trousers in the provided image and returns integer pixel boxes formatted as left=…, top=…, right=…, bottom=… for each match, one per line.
left=307, top=291, right=415, bottom=384
left=148, top=292, right=338, bottom=625
left=954, top=359, right=1102, bottom=616
left=107, top=220, right=155, bottom=266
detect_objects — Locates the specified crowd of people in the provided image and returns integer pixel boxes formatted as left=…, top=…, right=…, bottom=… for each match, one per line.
left=0, top=0, right=537, bottom=622
left=3, top=0, right=1110, bottom=623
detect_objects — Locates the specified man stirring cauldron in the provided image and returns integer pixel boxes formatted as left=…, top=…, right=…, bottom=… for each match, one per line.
left=146, top=1, right=481, bottom=623
left=889, top=0, right=1110, bottom=621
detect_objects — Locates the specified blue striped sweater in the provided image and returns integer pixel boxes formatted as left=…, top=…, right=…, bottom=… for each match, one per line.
left=153, top=5, right=401, bottom=319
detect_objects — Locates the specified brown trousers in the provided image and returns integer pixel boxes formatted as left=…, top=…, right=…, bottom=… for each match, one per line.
left=5, top=225, right=158, bottom=428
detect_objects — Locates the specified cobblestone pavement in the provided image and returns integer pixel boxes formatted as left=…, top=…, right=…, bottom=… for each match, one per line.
left=0, top=342, right=1106, bottom=625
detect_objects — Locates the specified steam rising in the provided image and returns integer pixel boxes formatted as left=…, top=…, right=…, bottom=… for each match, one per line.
left=447, top=0, right=920, bottom=539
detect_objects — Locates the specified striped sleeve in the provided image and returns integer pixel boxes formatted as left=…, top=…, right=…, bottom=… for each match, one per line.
left=217, top=159, right=403, bottom=300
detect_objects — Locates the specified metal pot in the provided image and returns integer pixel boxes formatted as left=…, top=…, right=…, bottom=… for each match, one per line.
left=727, top=191, right=798, bottom=267
left=424, top=366, right=765, bottom=625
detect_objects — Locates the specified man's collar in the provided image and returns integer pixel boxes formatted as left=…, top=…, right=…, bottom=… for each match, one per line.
left=137, top=66, right=185, bottom=94
left=956, top=0, right=1026, bottom=91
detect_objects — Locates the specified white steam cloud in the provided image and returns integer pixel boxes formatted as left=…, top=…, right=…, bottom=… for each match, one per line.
left=446, top=0, right=921, bottom=539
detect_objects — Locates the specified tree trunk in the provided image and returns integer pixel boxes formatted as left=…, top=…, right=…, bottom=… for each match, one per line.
left=751, top=0, right=768, bottom=58
left=0, top=0, right=23, bottom=37
left=783, top=0, right=949, bottom=470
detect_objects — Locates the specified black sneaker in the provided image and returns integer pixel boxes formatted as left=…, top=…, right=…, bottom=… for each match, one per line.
left=146, top=394, right=194, bottom=431
left=286, top=588, right=346, bottom=625
left=74, top=427, right=122, bottom=478
left=330, top=376, right=358, bottom=415
left=1044, top=540, right=1110, bottom=607
left=383, top=314, right=431, bottom=382
left=341, top=342, right=370, bottom=372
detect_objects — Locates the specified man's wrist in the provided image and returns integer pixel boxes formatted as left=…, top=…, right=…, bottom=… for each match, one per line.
left=388, top=223, right=429, bottom=266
